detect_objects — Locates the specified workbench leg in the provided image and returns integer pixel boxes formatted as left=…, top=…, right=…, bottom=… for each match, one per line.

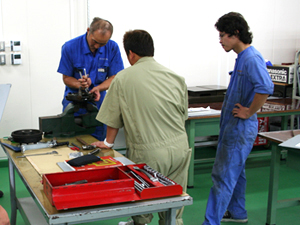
left=281, top=116, right=289, bottom=130
left=165, top=208, right=177, bottom=225
left=266, top=142, right=281, bottom=225
left=8, top=158, right=17, bottom=225
left=186, top=121, right=195, bottom=188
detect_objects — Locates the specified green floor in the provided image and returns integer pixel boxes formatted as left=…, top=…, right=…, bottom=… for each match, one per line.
left=0, top=146, right=300, bottom=225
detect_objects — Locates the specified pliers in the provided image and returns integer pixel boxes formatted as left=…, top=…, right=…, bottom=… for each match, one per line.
left=69, top=146, right=80, bottom=151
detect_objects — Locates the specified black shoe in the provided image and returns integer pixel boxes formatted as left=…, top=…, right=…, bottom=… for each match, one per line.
left=221, top=211, right=248, bottom=223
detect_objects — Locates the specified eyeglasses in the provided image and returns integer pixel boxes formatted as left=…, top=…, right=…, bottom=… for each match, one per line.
left=219, top=32, right=227, bottom=40
left=91, top=38, right=108, bottom=47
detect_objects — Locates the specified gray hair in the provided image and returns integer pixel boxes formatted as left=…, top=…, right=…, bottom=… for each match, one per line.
left=89, top=17, right=113, bottom=36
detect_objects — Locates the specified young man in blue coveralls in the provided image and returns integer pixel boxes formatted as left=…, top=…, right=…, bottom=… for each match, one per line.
left=57, top=17, right=124, bottom=141
left=202, top=12, right=274, bottom=225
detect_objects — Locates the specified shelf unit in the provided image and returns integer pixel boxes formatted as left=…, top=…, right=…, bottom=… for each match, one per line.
left=291, top=50, right=300, bottom=129
left=292, top=50, right=300, bottom=100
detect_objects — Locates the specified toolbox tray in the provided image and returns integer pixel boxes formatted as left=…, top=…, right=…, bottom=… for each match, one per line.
left=124, top=164, right=183, bottom=200
left=43, top=164, right=183, bottom=210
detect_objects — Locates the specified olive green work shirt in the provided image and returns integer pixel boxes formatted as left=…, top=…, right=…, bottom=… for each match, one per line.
left=96, top=57, right=188, bottom=150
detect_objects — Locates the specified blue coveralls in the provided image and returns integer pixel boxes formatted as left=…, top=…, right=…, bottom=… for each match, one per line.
left=57, top=33, right=124, bottom=140
left=202, top=46, right=274, bottom=225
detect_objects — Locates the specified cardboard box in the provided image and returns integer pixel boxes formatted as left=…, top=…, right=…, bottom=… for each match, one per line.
left=267, top=65, right=294, bottom=84
left=254, top=117, right=269, bottom=146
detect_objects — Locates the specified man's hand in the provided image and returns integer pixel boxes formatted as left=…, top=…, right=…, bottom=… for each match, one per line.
left=89, top=86, right=100, bottom=101
left=232, top=103, right=250, bottom=119
left=91, top=141, right=111, bottom=149
left=78, top=75, right=91, bottom=89
left=232, top=94, right=269, bottom=119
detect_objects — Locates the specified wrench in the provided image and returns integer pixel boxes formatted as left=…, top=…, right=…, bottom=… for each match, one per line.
left=16, top=150, right=58, bottom=158
left=133, top=166, right=158, bottom=182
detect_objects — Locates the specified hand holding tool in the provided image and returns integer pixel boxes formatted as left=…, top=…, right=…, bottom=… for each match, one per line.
left=78, top=69, right=89, bottom=93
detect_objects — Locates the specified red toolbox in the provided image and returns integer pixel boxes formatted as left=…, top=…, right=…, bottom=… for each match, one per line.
left=42, top=163, right=183, bottom=210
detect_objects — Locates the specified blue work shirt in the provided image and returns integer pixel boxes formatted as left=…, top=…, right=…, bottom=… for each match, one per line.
left=57, top=32, right=124, bottom=111
left=219, top=46, right=274, bottom=144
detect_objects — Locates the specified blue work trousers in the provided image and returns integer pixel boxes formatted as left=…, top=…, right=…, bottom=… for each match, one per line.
left=202, top=138, right=253, bottom=225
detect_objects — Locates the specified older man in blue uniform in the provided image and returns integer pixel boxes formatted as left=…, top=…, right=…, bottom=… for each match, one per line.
left=202, top=12, right=274, bottom=225
left=57, top=17, right=124, bottom=140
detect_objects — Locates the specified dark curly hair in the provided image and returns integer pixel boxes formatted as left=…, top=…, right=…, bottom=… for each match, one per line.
left=215, top=12, right=253, bottom=44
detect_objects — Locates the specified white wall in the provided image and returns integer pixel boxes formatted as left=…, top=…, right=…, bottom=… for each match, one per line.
left=0, top=0, right=300, bottom=139
left=89, top=0, right=300, bottom=86
left=0, top=0, right=87, bottom=138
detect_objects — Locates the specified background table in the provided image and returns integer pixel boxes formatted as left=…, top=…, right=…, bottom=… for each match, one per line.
left=258, top=130, right=300, bottom=225
left=186, top=98, right=300, bottom=187
left=2, top=135, right=193, bottom=225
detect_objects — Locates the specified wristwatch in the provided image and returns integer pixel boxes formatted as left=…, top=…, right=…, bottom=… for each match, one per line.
left=104, top=138, right=114, bottom=148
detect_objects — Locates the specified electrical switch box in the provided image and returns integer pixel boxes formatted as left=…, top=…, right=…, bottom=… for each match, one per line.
left=0, top=54, right=5, bottom=65
left=0, top=41, right=5, bottom=52
left=11, top=53, right=22, bottom=65
left=10, top=41, right=21, bottom=51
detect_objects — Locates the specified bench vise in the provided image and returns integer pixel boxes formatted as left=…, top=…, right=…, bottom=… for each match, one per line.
left=39, top=90, right=102, bottom=138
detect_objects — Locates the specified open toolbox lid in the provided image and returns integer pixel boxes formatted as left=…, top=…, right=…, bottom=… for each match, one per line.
left=43, top=163, right=183, bottom=210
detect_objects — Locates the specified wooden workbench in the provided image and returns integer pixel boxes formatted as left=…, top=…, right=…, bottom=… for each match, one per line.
left=2, top=135, right=192, bottom=225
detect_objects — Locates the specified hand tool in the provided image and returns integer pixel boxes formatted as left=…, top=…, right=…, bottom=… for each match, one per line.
left=69, top=146, right=80, bottom=151
left=20, top=140, right=69, bottom=152
left=16, top=150, right=58, bottom=158
left=65, top=180, right=88, bottom=186
left=143, top=165, right=175, bottom=185
left=134, top=181, right=144, bottom=192
left=78, top=69, right=89, bottom=93
left=76, top=137, right=96, bottom=150
left=133, top=166, right=158, bottom=182
left=88, top=148, right=100, bottom=155
left=71, top=142, right=81, bottom=150
left=128, top=171, right=150, bottom=188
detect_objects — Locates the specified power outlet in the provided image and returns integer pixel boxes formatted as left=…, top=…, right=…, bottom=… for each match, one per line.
left=0, top=54, right=6, bottom=65
left=11, top=53, right=21, bottom=65
left=0, top=41, right=5, bottom=51
left=11, top=41, right=21, bottom=51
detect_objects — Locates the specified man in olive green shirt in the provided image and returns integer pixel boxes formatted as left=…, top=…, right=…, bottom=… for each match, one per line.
left=92, top=30, right=191, bottom=225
